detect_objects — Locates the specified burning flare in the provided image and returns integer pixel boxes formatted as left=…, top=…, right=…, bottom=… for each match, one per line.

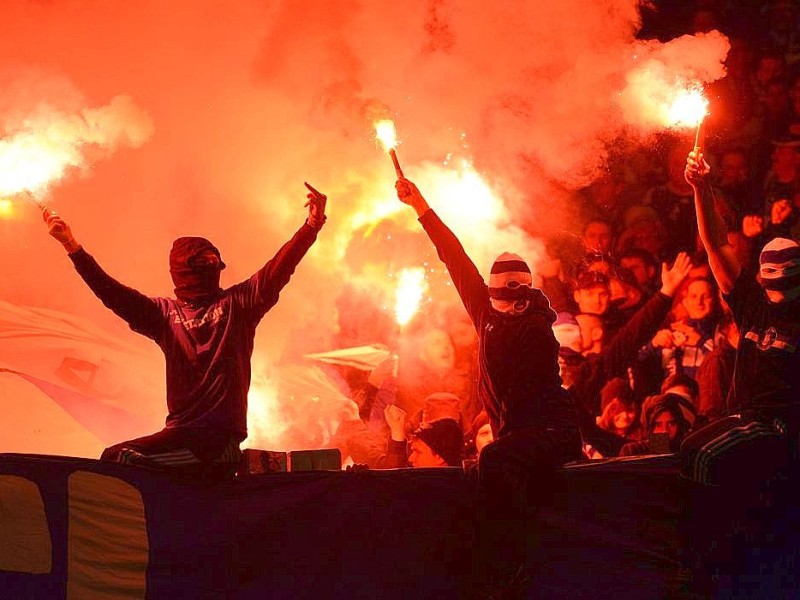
left=374, top=119, right=398, bottom=152
left=374, top=119, right=404, bottom=178
left=394, top=267, right=428, bottom=327
left=667, top=87, right=708, bottom=128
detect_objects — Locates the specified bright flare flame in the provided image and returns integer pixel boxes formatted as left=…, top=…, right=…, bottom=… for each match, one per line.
left=0, top=95, right=153, bottom=197
left=667, top=87, right=708, bottom=128
left=394, top=267, right=428, bottom=327
left=374, top=119, right=398, bottom=152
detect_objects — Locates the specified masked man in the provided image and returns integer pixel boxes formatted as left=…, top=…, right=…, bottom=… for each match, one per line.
left=396, top=177, right=580, bottom=593
left=43, top=183, right=327, bottom=479
left=682, top=150, right=800, bottom=590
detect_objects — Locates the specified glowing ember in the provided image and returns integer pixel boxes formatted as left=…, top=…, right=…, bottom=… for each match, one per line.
left=394, top=267, right=428, bottom=327
left=667, top=87, right=708, bottom=128
left=374, top=119, right=398, bottom=152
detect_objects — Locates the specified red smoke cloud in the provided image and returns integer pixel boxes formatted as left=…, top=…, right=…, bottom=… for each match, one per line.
left=0, top=1, right=728, bottom=454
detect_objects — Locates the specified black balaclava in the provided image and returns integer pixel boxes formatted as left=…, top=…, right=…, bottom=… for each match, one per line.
left=169, top=236, right=226, bottom=304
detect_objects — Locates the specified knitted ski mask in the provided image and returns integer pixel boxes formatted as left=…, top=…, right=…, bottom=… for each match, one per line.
left=759, top=237, right=800, bottom=303
left=169, top=237, right=226, bottom=304
left=488, top=252, right=534, bottom=315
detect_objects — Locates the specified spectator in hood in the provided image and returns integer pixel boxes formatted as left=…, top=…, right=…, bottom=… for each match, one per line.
left=42, top=183, right=327, bottom=480
left=618, top=393, right=697, bottom=456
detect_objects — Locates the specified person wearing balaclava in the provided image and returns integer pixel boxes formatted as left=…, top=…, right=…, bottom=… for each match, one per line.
left=42, top=182, right=327, bottom=479
left=395, top=177, right=580, bottom=595
left=682, top=150, right=800, bottom=592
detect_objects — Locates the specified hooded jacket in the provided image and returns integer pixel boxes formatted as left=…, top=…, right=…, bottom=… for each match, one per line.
left=419, top=209, right=577, bottom=438
left=68, top=221, right=320, bottom=440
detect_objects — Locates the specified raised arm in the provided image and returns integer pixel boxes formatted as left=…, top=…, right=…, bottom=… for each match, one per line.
left=243, top=182, right=327, bottom=316
left=395, top=178, right=488, bottom=324
left=43, top=208, right=162, bottom=336
left=685, top=151, right=741, bottom=293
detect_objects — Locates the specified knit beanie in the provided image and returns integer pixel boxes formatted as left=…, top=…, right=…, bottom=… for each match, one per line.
left=488, top=252, right=533, bottom=300
left=759, top=238, right=800, bottom=302
left=640, top=393, right=697, bottom=432
left=414, top=418, right=464, bottom=467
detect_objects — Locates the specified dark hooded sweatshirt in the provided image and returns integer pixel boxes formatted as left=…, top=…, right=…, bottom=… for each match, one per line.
left=68, top=221, right=320, bottom=441
left=419, top=210, right=578, bottom=438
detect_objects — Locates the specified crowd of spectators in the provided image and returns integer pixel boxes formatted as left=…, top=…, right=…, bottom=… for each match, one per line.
left=329, top=0, right=800, bottom=472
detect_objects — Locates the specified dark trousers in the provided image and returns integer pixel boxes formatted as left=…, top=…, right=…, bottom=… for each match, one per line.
left=474, top=426, right=582, bottom=585
left=101, top=427, right=242, bottom=480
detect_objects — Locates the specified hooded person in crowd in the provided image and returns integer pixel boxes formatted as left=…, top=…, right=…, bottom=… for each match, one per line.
left=683, top=148, right=800, bottom=590
left=395, top=176, right=581, bottom=594
left=618, top=393, right=697, bottom=456
left=42, top=183, right=328, bottom=479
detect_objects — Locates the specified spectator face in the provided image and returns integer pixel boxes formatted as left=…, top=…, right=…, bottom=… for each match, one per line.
left=719, top=152, right=748, bottom=187
left=420, top=329, right=455, bottom=372
left=574, top=284, right=610, bottom=316
left=582, top=221, right=613, bottom=254
left=619, top=256, right=655, bottom=288
left=628, top=220, right=664, bottom=257
left=475, top=423, right=494, bottom=455
left=613, top=407, right=637, bottom=432
left=408, top=438, right=446, bottom=467
left=682, top=279, right=715, bottom=320
left=652, top=410, right=681, bottom=442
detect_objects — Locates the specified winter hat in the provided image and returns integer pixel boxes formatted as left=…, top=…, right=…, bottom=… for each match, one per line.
left=759, top=238, right=800, bottom=302
left=640, top=393, right=697, bottom=432
left=413, top=418, right=464, bottom=467
left=488, top=252, right=533, bottom=300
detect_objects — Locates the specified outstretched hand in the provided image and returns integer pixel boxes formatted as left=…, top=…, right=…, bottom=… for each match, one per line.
left=395, top=177, right=430, bottom=216
left=684, top=150, right=710, bottom=189
left=660, top=251, right=693, bottom=298
left=304, top=181, right=327, bottom=229
left=42, top=208, right=80, bottom=252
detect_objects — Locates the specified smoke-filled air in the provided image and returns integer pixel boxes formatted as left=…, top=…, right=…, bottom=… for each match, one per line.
left=0, top=1, right=729, bottom=456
